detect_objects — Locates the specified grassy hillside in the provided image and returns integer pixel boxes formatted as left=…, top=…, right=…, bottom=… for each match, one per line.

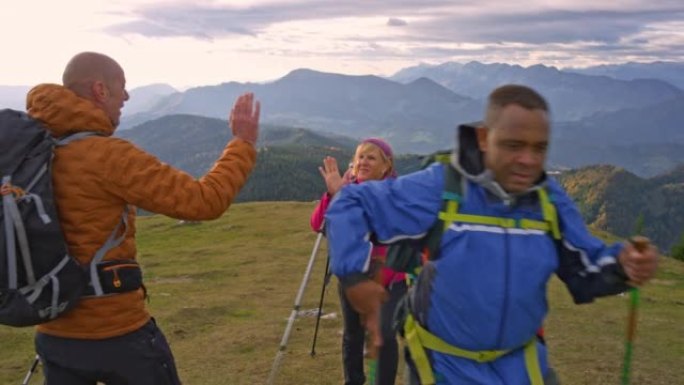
left=1, top=202, right=683, bottom=384
left=557, top=165, right=684, bottom=251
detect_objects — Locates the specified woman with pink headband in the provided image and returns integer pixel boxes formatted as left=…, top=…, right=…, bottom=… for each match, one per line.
left=311, top=137, right=405, bottom=385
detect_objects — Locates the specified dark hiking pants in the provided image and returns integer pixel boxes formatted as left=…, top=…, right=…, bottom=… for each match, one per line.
left=377, top=280, right=408, bottom=385
left=338, top=279, right=408, bottom=385
left=35, top=318, right=181, bottom=385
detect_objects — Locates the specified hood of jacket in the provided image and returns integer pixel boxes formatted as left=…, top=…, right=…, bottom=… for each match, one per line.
left=26, top=83, right=115, bottom=138
left=451, top=122, right=549, bottom=203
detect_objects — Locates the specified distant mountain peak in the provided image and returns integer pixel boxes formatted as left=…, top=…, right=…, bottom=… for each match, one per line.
left=407, top=76, right=441, bottom=86
left=433, top=61, right=468, bottom=69
left=528, top=63, right=559, bottom=72
left=405, top=76, right=463, bottom=97
left=282, top=68, right=346, bottom=79
left=284, top=68, right=326, bottom=77
left=133, top=83, right=178, bottom=93
left=276, top=68, right=387, bottom=85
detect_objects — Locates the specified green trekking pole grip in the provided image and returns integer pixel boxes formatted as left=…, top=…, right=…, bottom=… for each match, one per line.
left=621, top=236, right=648, bottom=385
left=368, top=358, right=377, bottom=385
left=621, top=287, right=639, bottom=385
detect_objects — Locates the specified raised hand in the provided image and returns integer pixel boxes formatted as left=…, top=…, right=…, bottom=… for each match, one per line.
left=229, top=92, right=260, bottom=145
left=318, top=156, right=344, bottom=195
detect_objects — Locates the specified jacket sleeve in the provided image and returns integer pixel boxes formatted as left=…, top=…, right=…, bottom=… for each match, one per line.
left=310, top=192, right=331, bottom=232
left=100, top=137, right=257, bottom=220
left=325, top=164, right=444, bottom=284
left=548, top=179, right=631, bottom=304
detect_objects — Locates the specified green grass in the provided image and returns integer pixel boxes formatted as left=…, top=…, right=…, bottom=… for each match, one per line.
left=1, top=202, right=683, bottom=384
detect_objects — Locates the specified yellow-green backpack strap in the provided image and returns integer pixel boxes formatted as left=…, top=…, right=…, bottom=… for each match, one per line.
left=523, top=339, right=545, bottom=385
left=426, top=158, right=462, bottom=258
left=537, top=187, right=561, bottom=240
left=404, top=314, right=437, bottom=385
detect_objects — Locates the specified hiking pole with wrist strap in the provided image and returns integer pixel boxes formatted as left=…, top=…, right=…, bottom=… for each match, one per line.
left=310, top=253, right=331, bottom=356
left=622, top=214, right=647, bottom=385
left=267, top=231, right=325, bottom=385
left=621, top=284, right=640, bottom=385
left=622, top=236, right=649, bottom=385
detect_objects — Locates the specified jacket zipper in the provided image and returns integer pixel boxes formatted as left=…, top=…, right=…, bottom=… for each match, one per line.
left=100, top=263, right=138, bottom=271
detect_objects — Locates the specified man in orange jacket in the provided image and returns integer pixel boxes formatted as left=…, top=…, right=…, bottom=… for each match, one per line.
left=29, top=52, right=260, bottom=385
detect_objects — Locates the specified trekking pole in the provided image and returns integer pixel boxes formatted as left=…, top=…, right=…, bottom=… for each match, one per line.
left=267, top=231, right=325, bottom=385
left=621, top=285, right=640, bottom=385
left=366, top=265, right=386, bottom=385
left=622, top=215, right=647, bottom=385
left=368, top=358, right=378, bottom=385
left=310, top=254, right=331, bottom=356
left=20, top=355, right=40, bottom=385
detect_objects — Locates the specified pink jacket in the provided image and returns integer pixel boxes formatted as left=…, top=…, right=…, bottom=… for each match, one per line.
left=311, top=184, right=405, bottom=287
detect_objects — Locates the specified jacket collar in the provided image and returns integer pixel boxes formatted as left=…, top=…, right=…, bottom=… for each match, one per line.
left=26, top=84, right=115, bottom=138
left=450, top=122, right=549, bottom=204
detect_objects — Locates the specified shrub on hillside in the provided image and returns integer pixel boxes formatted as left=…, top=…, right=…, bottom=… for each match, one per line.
left=670, top=233, right=684, bottom=262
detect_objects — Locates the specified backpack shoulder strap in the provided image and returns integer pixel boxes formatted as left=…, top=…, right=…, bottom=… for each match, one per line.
left=537, top=187, right=561, bottom=240
left=421, top=154, right=463, bottom=261
left=384, top=151, right=462, bottom=272
left=87, top=209, right=130, bottom=297
left=425, top=166, right=562, bottom=259
left=55, top=132, right=102, bottom=147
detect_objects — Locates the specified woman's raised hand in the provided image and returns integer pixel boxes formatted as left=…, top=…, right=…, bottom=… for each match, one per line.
left=319, top=156, right=344, bottom=195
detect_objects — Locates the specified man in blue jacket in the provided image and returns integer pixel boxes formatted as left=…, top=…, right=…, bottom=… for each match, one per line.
left=324, top=84, right=658, bottom=385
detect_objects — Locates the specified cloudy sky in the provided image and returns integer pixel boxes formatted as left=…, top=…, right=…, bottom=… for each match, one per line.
left=2, top=0, right=683, bottom=88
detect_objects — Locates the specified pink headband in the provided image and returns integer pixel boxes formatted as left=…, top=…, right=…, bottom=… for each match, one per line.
left=361, top=137, right=393, bottom=159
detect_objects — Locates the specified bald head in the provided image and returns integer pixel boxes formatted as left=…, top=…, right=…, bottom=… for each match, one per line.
left=62, top=52, right=123, bottom=97
left=62, top=52, right=129, bottom=127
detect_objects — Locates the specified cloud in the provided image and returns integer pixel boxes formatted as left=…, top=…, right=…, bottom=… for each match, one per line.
left=107, top=1, right=684, bottom=44
left=387, top=17, right=408, bottom=27
left=106, top=4, right=261, bottom=39
left=103, top=1, right=684, bottom=66
left=407, top=8, right=684, bottom=45
left=105, top=0, right=452, bottom=38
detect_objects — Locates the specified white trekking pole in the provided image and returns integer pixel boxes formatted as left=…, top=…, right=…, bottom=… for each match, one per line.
left=267, top=231, right=325, bottom=385
left=21, top=355, right=40, bottom=385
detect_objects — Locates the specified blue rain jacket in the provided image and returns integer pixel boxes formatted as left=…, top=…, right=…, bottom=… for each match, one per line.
left=325, top=124, right=630, bottom=384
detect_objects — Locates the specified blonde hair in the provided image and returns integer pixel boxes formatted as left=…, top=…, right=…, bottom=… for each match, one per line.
left=351, top=142, right=394, bottom=179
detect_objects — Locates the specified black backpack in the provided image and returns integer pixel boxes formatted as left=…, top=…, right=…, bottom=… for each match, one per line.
left=0, top=109, right=135, bottom=327
left=385, top=150, right=455, bottom=275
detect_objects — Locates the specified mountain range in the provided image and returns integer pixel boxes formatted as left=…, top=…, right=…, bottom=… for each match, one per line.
left=118, top=70, right=483, bottom=155
left=119, top=61, right=684, bottom=177
left=2, top=60, right=683, bottom=177
left=115, top=114, right=422, bottom=202
left=566, top=61, right=684, bottom=90
left=389, top=61, right=684, bottom=176
left=116, top=113, right=683, bottom=251
left=390, top=61, right=683, bottom=121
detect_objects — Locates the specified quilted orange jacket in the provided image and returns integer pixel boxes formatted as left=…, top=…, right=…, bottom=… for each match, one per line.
left=26, top=84, right=257, bottom=339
